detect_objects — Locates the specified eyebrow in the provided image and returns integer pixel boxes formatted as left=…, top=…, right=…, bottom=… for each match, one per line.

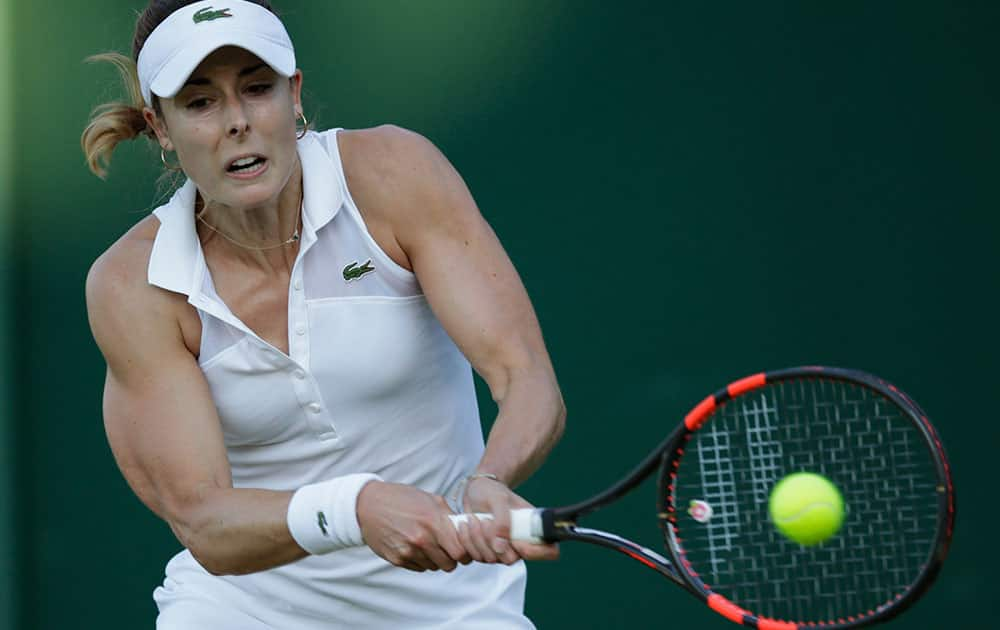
left=183, top=63, right=270, bottom=87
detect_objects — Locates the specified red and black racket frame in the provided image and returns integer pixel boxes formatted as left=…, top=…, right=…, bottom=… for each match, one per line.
left=531, top=366, right=956, bottom=630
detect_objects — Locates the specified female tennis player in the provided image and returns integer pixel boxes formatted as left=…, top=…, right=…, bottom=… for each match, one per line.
left=81, top=1, right=564, bottom=627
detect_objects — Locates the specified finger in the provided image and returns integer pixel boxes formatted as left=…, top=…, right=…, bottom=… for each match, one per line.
left=489, top=501, right=512, bottom=541
left=422, top=543, right=458, bottom=572
left=497, top=539, right=522, bottom=565
left=395, top=542, right=438, bottom=572
left=495, top=543, right=521, bottom=565
left=467, top=516, right=499, bottom=563
left=511, top=540, right=560, bottom=562
left=477, top=513, right=505, bottom=555
left=409, top=548, right=440, bottom=571
left=456, top=520, right=483, bottom=563
left=436, top=512, right=472, bottom=564
left=485, top=497, right=514, bottom=560
left=401, top=561, right=428, bottom=572
left=485, top=503, right=520, bottom=564
left=394, top=547, right=430, bottom=572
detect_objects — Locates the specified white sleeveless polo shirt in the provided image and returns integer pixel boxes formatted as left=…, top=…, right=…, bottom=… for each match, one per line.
left=146, top=129, right=531, bottom=629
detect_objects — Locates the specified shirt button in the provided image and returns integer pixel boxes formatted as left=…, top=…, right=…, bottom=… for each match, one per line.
left=293, top=279, right=303, bottom=291
left=295, top=324, right=306, bottom=336
left=307, top=402, right=322, bottom=414
left=293, top=369, right=306, bottom=380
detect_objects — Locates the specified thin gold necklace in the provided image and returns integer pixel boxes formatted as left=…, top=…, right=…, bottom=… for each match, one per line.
left=197, top=200, right=302, bottom=251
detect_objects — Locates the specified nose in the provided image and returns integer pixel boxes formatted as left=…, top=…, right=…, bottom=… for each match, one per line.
left=226, top=102, right=250, bottom=138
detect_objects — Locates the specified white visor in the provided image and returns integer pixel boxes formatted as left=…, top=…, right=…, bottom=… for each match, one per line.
left=137, top=0, right=295, bottom=107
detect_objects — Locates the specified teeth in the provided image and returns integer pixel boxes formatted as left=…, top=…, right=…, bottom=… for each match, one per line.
left=231, top=156, right=259, bottom=168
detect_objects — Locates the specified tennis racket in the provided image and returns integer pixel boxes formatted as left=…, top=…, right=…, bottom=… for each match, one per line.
left=451, top=366, right=955, bottom=629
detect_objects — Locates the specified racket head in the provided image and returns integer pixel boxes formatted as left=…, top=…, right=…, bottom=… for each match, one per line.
left=658, top=366, right=955, bottom=629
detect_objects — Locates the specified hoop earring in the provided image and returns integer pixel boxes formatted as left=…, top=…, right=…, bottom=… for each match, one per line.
left=296, top=111, right=309, bottom=140
left=160, top=148, right=180, bottom=171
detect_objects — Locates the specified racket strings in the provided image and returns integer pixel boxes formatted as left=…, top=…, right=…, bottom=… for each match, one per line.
left=669, top=378, right=940, bottom=624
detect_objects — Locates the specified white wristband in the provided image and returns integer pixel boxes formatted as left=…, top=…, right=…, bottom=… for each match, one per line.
left=286, top=473, right=382, bottom=555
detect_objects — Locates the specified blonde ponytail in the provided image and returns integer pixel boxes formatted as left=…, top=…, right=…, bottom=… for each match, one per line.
left=80, top=52, right=153, bottom=179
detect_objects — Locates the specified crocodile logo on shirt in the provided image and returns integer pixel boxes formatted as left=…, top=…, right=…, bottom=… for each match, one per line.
left=343, top=260, right=375, bottom=282
left=317, top=511, right=329, bottom=537
left=193, top=7, right=233, bottom=23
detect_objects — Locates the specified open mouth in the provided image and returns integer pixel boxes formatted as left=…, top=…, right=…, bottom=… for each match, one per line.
left=227, top=155, right=268, bottom=174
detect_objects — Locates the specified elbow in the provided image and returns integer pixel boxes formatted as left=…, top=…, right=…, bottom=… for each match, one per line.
left=193, top=553, right=230, bottom=577
left=528, top=363, right=567, bottom=450
left=536, top=370, right=565, bottom=452
left=174, top=514, right=276, bottom=577
left=184, top=532, right=250, bottom=577
left=203, top=562, right=254, bottom=577
left=169, top=517, right=227, bottom=576
left=551, top=393, right=567, bottom=447
left=197, top=559, right=258, bottom=577
left=166, top=504, right=242, bottom=577
left=189, top=546, right=233, bottom=577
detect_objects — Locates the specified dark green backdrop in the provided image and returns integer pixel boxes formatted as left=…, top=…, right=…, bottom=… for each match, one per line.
left=4, top=1, right=997, bottom=628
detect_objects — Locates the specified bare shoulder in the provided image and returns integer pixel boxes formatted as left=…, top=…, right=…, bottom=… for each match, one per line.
left=86, top=215, right=163, bottom=317
left=86, top=215, right=157, bottom=293
left=337, top=124, right=442, bottom=181
left=337, top=125, right=467, bottom=225
left=86, top=216, right=192, bottom=372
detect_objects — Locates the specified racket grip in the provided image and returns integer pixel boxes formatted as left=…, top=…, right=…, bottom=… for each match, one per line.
left=448, top=508, right=544, bottom=544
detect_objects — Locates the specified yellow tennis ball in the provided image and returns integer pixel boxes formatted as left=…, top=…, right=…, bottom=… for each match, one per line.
left=768, top=472, right=845, bottom=545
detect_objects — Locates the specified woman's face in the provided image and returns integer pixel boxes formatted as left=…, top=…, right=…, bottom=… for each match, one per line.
left=146, top=46, right=303, bottom=211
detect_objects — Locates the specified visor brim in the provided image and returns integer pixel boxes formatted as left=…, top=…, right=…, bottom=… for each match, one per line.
left=149, top=33, right=295, bottom=100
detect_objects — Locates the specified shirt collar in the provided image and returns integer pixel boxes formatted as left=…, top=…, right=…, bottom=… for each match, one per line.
left=147, top=132, right=343, bottom=296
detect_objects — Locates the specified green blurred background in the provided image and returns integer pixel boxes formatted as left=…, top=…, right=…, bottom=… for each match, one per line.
left=2, top=1, right=997, bottom=628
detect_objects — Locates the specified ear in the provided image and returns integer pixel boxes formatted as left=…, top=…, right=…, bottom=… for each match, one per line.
left=142, top=106, right=173, bottom=152
left=290, top=70, right=304, bottom=116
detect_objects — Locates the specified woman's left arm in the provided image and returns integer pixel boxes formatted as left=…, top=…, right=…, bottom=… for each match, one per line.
left=348, top=125, right=565, bottom=562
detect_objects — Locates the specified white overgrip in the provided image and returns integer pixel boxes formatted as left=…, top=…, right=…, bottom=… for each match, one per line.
left=448, top=508, right=544, bottom=544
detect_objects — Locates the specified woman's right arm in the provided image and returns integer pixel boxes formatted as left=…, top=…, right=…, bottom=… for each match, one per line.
left=86, top=233, right=311, bottom=575
left=85, top=229, right=467, bottom=575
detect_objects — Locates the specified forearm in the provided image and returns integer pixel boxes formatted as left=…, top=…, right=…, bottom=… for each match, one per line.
left=477, top=363, right=565, bottom=488
left=169, top=487, right=303, bottom=575
left=172, top=474, right=378, bottom=575
left=458, top=362, right=564, bottom=563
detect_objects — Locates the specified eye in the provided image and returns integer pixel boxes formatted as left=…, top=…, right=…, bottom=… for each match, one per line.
left=186, top=97, right=210, bottom=110
left=247, top=83, right=273, bottom=95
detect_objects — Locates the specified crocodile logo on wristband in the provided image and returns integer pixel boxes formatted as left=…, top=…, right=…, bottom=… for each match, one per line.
left=317, top=511, right=329, bottom=537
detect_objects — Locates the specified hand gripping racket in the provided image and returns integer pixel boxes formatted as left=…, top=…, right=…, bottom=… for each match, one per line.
left=451, top=366, right=955, bottom=629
